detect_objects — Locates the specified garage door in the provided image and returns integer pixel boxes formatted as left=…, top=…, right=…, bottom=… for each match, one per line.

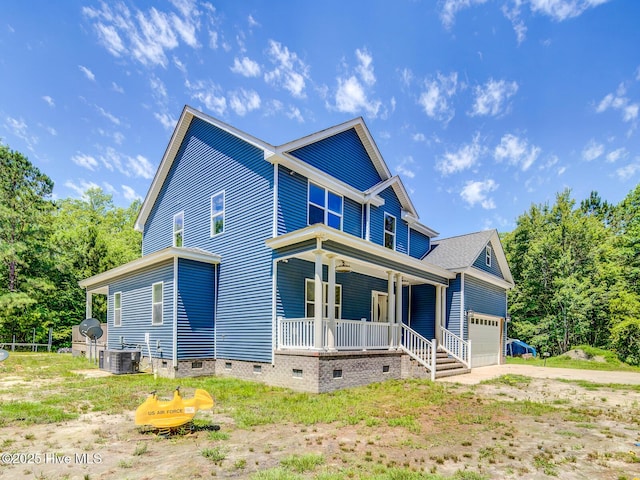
left=468, top=315, right=501, bottom=367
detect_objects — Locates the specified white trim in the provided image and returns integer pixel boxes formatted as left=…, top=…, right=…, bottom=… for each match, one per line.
left=173, top=211, right=184, bottom=247
left=265, top=224, right=455, bottom=282
left=371, top=290, right=389, bottom=323
left=465, top=267, right=514, bottom=290
left=79, top=247, right=220, bottom=289
left=210, top=190, right=225, bottom=237
left=305, top=278, right=342, bottom=319
left=272, top=163, right=278, bottom=238
left=172, top=258, right=178, bottom=368
left=152, top=281, right=164, bottom=326
left=271, top=258, right=278, bottom=363
left=486, top=245, right=492, bottom=267
left=384, top=212, right=397, bottom=250
left=308, top=181, right=343, bottom=230
left=460, top=273, right=465, bottom=340
left=365, top=203, right=371, bottom=241
left=113, top=291, right=122, bottom=327
left=213, top=263, right=218, bottom=360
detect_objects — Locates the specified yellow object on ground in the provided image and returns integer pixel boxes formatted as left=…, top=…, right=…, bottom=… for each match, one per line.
left=135, top=388, right=214, bottom=428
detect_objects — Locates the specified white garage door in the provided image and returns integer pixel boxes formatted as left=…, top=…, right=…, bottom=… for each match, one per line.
left=469, top=315, right=502, bottom=367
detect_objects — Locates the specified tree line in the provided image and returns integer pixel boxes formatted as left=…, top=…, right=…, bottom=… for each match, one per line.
left=1, top=143, right=639, bottom=364
left=0, top=144, right=140, bottom=346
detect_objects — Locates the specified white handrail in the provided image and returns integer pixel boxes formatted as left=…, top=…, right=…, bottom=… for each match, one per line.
left=439, top=326, right=471, bottom=368
left=399, top=324, right=435, bottom=379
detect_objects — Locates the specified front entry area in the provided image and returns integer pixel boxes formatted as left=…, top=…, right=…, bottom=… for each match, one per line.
left=468, top=314, right=502, bottom=367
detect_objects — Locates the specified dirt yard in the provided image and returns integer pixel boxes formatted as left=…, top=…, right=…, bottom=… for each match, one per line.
left=1, top=365, right=639, bottom=479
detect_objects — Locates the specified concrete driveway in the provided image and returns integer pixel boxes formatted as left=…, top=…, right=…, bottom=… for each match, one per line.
left=437, top=363, right=640, bottom=385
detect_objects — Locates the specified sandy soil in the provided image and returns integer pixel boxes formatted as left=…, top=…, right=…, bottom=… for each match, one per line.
left=1, top=366, right=639, bottom=479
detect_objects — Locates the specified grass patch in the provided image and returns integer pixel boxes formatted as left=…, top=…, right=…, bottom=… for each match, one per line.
left=0, top=401, right=77, bottom=425
left=506, top=346, right=640, bottom=373
left=481, top=374, right=531, bottom=387
left=201, top=446, right=226, bottom=463
left=280, top=453, right=324, bottom=473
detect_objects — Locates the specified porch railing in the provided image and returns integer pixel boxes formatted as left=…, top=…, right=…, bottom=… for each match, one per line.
left=277, top=317, right=399, bottom=351
left=439, top=326, right=471, bottom=368
left=400, top=324, right=436, bottom=381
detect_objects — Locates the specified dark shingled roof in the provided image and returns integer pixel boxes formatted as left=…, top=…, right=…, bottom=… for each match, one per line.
left=424, top=230, right=495, bottom=271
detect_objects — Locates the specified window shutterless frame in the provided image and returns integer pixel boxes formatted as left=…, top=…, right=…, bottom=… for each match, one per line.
left=113, top=292, right=122, bottom=327
left=173, top=211, right=184, bottom=247
left=152, top=282, right=163, bottom=325
left=384, top=212, right=396, bottom=250
left=486, top=245, right=492, bottom=267
left=307, top=182, right=343, bottom=230
left=210, top=191, right=225, bottom=237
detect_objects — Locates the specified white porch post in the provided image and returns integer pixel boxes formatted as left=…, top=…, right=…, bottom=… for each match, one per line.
left=313, top=250, right=324, bottom=350
left=327, top=255, right=336, bottom=351
left=85, top=290, right=92, bottom=319
left=387, top=271, right=395, bottom=348
left=435, top=285, right=442, bottom=345
left=394, top=273, right=403, bottom=348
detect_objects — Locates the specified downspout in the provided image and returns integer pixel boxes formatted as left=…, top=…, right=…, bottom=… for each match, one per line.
left=365, top=203, right=371, bottom=241
left=460, top=272, right=465, bottom=340
left=272, top=162, right=279, bottom=238
left=214, top=263, right=219, bottom=360
left=271, top=258, right=278, bottom=364
left=173, top=257, right=178, bottom=373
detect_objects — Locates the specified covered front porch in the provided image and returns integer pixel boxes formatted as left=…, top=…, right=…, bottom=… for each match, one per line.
left=266, top=225, right=471, bottom=379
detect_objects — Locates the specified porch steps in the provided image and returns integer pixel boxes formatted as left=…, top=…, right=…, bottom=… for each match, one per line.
left=434, top=349, right=470, bottom=379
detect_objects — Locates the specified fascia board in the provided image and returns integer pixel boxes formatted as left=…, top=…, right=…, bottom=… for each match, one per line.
left=465, top=266, right=514, bottom=290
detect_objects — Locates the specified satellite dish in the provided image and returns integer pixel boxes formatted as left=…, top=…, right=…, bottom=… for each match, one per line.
left=0, top=349, right=9, bottom=362
left=79, top=318, right=100, bottom=337
left=86, top=325, right=103, bottom=340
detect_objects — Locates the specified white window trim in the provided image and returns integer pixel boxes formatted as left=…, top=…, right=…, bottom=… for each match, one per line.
left=304, top=278, right=342, bottom=319
left=384, top=212, right=397, bottom=250
left=173, top=211, right=184, bottom=247
left=486, top=245, right=492, bottom=267
left=113, top=291, right=122, bottom=327
left=210, top=191, right=225, bottom=237
left=152, top=281, right=163, bottom=326
left=307, top=182, right=343, bottom=230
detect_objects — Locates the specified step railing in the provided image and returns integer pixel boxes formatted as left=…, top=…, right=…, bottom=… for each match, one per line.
left=400, top=324, right=437, bottom=381
left=439, top=326, right=471, bottom=368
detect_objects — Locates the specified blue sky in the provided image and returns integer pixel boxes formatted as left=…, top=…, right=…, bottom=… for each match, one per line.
left=1, top=0, right=639, bottom=238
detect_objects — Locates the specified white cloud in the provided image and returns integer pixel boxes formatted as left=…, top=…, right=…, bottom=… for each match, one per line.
left=64, top=179, right=100, bottom=198
left=231, top=56, right=261, bottom=77
left=437, top=133, right=484, bottom=175
left=332, top=48, right=383, bottom=117
left=228, top=88, right=261, bottom=116
left=95, top=105, right=121, bottom=125
left=112, top=82, right=124, bottom=93
left=121, top=184, right=141, bottom=201
left=460, top=179, right=498, bottom=209
left=396, top=156, right=416, bottom=179
left=355, top=48, right=375, bottom=86
left=154, top=112, right=177, bottom=130
left=185, top=79, right=227, bottom=116
left=400, top=68, right=413, bottom=87
left=264, top=40, right=309, bottom=98
left=581, top=139, right=604, bottom=161
left=42, top=96, right=55, bottom=107
left=41, top=125, right=57, bottom=136
left=248, top=14, right=260, bottom=28
left=72, top=153, right=99, bottom=171
left=150, top=75, right=168, bottom=101
left=440, top=0, right=488, bottom=29
left=469, top=79, right=518, bottom=117
left=412, top=133, right=426, bottom=142
left=127, top=155, right=155, bottom=179
left=606, top=147, right=627, bottom=163
left=286, top=106, right=304, bottom=123
left=78, top=65, right=95, bottom=81
left=4, top=116, right=38, bottom=150
left=494, top=134, right=541, bottom=170
left=502, top=1, right=527, bottom=44
left=418, top=72, right=458, bottom=124
left=529, top=0, right=611, bottom=22
left=615, top=162, right=640, bottom=181
left=596, top=83, right=639, bottom=124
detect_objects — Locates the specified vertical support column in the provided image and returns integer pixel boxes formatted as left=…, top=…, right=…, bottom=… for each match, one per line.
left=313, top=250, right=324, bottom=350
left=326, top=255, right=336, bottom=351
left=435, top=285, right=442, bottom=345
left=387, top=271, right=395, bottom=348
left=394, top=274, right=403, bottom=349
left=85, top=290, right=92, bottom=319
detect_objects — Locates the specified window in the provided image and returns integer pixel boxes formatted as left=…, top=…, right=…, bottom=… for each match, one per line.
left=305, top=279, right=342, bottom=318
left=114, top=292, right=122, bottom=327
left=173, top=211, right=184, bottom=247
left=308, top=182, right=343, bottom=230
left=384, top=213, right=396, bottom=250
left=211, top=191, right=225, bottom=236
left=152, top=282, right=163, bottom=325
left=486, top=245, right=492, bottom=267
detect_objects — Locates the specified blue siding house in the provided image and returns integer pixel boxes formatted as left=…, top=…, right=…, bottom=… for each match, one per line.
left=79, top=106, right=514, bottom=392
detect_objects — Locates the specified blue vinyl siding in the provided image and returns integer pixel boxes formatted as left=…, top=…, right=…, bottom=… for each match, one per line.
left=107, top=261, right=174, bottom=359
left=344, top=198, right=363, bottom=237
left=142, top=117, right=274, bottom=363
left=446, top=274, right=462, bottom=336
left=177, top=259, right=215, bottom=359
left=465, top=275, right=507, bottom=318
left=288, top=128, right=382, bottom=191
left=410, top=284, right=436, bottom=340
left=370, top=187, right=408, bottom=255
left=409, top=228, right=431, bottom=259
left=472, top=241, right=504, bottom=279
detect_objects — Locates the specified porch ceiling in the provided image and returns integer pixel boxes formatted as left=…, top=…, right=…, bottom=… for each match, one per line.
left=266, top=224, right=454, bottom=286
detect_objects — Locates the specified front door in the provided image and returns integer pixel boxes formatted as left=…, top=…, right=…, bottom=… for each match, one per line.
left=372, top=291, right=388, bottom=322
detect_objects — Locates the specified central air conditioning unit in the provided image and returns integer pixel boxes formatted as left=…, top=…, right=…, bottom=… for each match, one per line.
left=102, top=349, right=141, bottom=374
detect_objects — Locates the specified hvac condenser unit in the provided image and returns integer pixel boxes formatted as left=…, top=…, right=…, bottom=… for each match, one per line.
left=103, top=349, right=141, bottom=374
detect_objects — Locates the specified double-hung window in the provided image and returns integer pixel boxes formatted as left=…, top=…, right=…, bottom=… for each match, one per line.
left=384, top=213, right=396, bottom=250
left=152, top=282, right=163, bottom=325
left=173, top=211, right=184, bottom=247
left=211, top=191, right=225, bottom=236
left=308, top=182, right=343, bottom=230
left=114, top=292, right=122, bottom=327
left=305, top=279, right=342, bottom=319
left=486, top=245, right=492, bottom=267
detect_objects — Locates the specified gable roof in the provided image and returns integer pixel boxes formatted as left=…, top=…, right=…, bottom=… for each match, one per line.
left=424, top=229, right=514, bottom=288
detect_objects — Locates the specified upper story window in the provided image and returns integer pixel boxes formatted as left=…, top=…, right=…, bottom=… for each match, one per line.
left=173, top=211, right=184, bottom=247
left=152, top=282, right=163, bottom=325
left=384, top=213, right=396, bottom=250
left=114, top=292, right=122, bottom=327
left=211, top=191, right=225, bottom=237
left=308, top=182, right=343, bottom=230
left=486, top=245, right=492, bottom=267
